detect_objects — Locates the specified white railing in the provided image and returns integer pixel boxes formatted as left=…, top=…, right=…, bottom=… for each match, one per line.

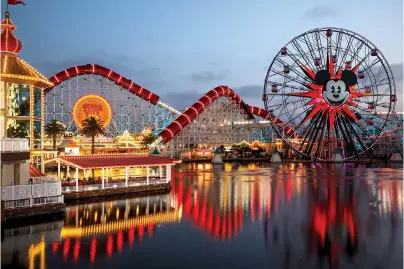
left=1, top=182, right=64, bottom=209
left=0, top=138, right=30, bottom=152
left=31, top=176, right=57, bottom=184
left=61, top=178, right=170, bottom=192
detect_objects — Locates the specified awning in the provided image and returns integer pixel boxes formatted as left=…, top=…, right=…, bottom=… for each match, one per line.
left=52, top=153, right=180, bottom=169
left=30, top=163, right=45, bottom=177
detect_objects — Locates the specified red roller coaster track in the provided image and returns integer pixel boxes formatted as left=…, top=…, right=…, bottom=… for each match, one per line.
left=159, top=86, right=296, bottom=143
left=45, top=64, right=294, bottom=143
left=44, top=64, right=160, bottom=105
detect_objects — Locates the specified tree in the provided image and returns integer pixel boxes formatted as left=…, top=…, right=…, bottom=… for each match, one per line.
left=44, top=120, right=66, bottom=150
left=142, top=133, right=157, bottom=149
left=80, top=116, right=105, bottom=154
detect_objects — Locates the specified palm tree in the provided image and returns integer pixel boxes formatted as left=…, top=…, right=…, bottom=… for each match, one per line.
left=44, top=120, right=66, bottom=150
left=141, top=133, right=157, bottom=149
left=80, top=116, right=105, bottom=154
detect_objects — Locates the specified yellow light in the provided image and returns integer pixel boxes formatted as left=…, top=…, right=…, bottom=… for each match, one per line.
left=61, top=210, right=181, bottom=239
left=28, top=241, right=45, bottom=269
left=0, top=73, right=53, bottom=87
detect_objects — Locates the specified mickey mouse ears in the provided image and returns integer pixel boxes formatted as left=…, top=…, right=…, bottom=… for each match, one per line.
left=315, top=69, right=357, bottom=86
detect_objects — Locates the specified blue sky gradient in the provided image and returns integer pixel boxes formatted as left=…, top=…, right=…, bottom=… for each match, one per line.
left=3, top=0, right=403, bottom=109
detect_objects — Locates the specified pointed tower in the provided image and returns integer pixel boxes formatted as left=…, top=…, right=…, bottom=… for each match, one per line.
left=0, top=11, right=53, bottom=175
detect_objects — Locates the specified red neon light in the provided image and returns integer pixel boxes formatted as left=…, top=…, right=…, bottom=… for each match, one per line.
left=219, top=86, right=225, bottom=95
left=117, top=230, right=123, bottom=253
left=138, top=226, right=144, bottom=242
left=75, top=66, right=79, bottom=74
left=205, top=95, right=212, bottom=104
left=107, top=235, right=113, bottom=257
left=196, top=101, right=206, bottom=110
left=129, top=227, right=135, bottom=247
left=148, top=223, right=153, bottom=237
left=64, top=69, right=70, bottom=78
left=90, top=238, right=97, bottom=263
left=63, top=238, right=70, bottom=261
left=167, top=128, right=174, bottom=138
left=73, top=239, right=80, bottom=263
left=52, top=242, right=59, bottom=254
left=190, top=106, right=199, bottom=116
left=183, top=113, right=191, bottom=123
left=173, top=121, right=183, bottom=130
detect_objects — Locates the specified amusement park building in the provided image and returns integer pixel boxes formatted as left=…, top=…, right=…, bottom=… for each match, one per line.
left=0, top=11, right=53, bottom=185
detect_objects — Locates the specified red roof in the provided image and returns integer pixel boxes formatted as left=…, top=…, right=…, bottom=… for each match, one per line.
left=30, top=163, right=45, bottom=177
left=56, top=154, right=180, bottom=169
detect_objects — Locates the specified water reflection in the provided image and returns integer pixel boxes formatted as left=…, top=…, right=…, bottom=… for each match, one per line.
left=1, top=162, right=402, bottom=269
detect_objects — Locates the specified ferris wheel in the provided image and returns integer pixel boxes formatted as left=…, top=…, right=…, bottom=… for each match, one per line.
left=263, top=27, right=397, bottom=161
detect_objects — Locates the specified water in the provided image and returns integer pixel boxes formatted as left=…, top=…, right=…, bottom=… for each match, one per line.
left=2, top=162, right=403, bottom=269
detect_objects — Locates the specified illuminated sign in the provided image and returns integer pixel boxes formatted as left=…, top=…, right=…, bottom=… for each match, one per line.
left=73, top=95, right=112, bottom=129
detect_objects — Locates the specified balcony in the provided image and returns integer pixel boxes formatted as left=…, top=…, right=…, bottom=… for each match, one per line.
left=1, top=181, right=64, bottom=209
left=1, top=138, right=30, bottom=162
left=1, top=138, right=29, bottom=152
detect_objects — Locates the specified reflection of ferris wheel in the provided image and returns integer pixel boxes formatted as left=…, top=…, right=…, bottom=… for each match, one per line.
left=263, top=27, right=397, bottom=161
left=44, top=65, right=179, bottom=137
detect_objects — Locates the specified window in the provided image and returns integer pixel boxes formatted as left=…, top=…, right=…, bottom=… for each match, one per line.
left=7, top=83, right=30, bottom=117
left=33, top=87, right=42, bottom=118
left=6, top=119, right=30, bottom=138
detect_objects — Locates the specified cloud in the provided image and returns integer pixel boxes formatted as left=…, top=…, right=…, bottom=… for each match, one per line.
left=157, top=84, right=265, bottom=113
left=161, top=91, right=203, bottom=111
left=302, top=5, right=338, bottom=19
left=190, top=70, right=228, bottom=82
left=390, top=63, right=403, bottom=82
left=233, top=84, right=264, bottom=107
left=390, top=63, right=403, bottom=111
left=31, top=50, right=167, bottom=93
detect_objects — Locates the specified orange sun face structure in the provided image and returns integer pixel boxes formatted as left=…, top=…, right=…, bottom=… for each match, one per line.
left=286, top=51, right=372, bottom=135
left=72, top=94, right=112, bottom=129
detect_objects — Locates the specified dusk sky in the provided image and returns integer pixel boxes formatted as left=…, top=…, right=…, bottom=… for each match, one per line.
left=3, top=0, right=403, bottom=110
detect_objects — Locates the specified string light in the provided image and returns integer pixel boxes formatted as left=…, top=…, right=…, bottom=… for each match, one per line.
left=28, top=241, right=45, bottom=269
left=60, top=208, right=182, bottom=238
left=1, top=73, right=53, bottom=87
left=54, top=153, right=179, bottom=169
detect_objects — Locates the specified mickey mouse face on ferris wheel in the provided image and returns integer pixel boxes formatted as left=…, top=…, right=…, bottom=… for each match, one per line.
left=315, top=69, right=357, bottom=108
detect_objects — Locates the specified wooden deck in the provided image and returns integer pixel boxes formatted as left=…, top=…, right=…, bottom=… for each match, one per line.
left=1, top=183, right=171, bottom=222
left=63, top=183, right=171, bottom=202
left=2, top=202, right=66, bottom=222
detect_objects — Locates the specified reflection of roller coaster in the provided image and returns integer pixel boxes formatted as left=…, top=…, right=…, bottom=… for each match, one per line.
left=169, top=164, right=402, bottom=267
